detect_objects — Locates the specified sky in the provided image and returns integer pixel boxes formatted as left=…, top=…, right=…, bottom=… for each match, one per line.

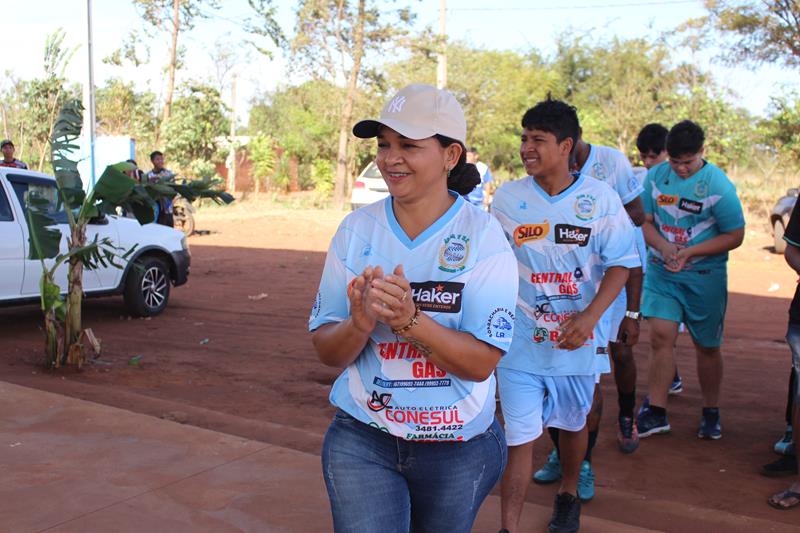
left=4, top=0, right=799, bottom=125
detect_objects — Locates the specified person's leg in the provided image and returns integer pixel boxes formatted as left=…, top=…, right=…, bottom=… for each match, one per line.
left=322, top=411, right=411, bottom=532
left=647, top=318, right=680, bottom=409
left=585, top=384, right=602, bottom=462
left=769, top=325, right=800, bottom=509
left=407, top=418, right=507, bottom=533
left=498, top=368, right=545, bottom=532
left=695, top=343, right=723, bottom=408
left=612, top=341, right=637, bottom=416
left=560, top=424, right=588, bottom=496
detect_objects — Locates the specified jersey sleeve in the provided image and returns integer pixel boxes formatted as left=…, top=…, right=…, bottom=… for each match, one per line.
left=784, top=199, right=800, bottom=248
left=308, top=227, right=350, bottom=331
left=711, top=178, right=745, bottom=233
left=597, top=194, right=640, bottom=269
left=459, top=218, right=519, bottom=353
left=641, top=167, right=655, bottom=215
left=612, top=153, right=644, bottom=205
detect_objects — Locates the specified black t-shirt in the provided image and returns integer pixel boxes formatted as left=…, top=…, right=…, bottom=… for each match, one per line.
left=784, top=198, right=800, bottom=324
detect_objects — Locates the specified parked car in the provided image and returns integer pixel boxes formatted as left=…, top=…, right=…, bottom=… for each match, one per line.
left=771, top=187, right=799, bottom=253
left=350, top=161, right=389, bottom=210
left=0, top=168, right=190, bottom=316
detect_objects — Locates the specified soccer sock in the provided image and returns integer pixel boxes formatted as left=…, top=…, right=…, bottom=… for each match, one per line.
left=548, top=426, right=560, bottom=458
left=787, top=368, right=796, bottom=426
left=584, top=429, right=598, bottom=463
left=618, top=389, right=636, bottom=418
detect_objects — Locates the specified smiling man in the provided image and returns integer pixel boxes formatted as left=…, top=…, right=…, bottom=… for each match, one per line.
left=492, top=98, right=638, bottom=533
left=636, top=120, right=745, bottom=442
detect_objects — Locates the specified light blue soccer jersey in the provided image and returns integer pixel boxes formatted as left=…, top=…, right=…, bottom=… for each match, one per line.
left=583, top=144, right=643, bottom=205
left=309, top=193, right=518, bottom=442
left=642, top=160, right=745, bottom=276
left=492, top=174, right=639, bottom=376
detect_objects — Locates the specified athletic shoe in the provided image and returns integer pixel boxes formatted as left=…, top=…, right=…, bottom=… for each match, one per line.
left=636, top=406, right=671, bottom=438
left=669, top=374, right=683, bottom=395
left=577, top=460, right=595, bottom=502
left=697, top=408, right=722, bottom=440
left=637, top=395, right=650, bottom=417
left=760, top=455, right=798, bottom=477
left=617, top=415, right=640, bottom=454
left=533, top=449, right=562, bottom=484
left=548, top=492, right=581, bottom=533
left=774, top=425, right=795, bottom=456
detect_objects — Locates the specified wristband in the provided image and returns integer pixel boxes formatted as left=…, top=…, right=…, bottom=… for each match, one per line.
left=625, top=310, right=642, bottom=321
left=392, top=306, right=421, bottom=335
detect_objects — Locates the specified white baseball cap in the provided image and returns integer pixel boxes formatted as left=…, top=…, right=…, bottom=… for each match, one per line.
left=353, top=84, right=467, bottom=144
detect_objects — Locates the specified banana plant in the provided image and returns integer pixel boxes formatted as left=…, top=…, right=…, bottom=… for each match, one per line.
left=26, top=99, right=233, bottom=368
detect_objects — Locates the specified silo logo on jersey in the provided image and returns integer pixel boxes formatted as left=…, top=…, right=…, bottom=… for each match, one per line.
left=574, top=194, right=597, bottom=221
left=438, top=233, right=470, bottom=272
left=513, top=221, right=550, bottom=246
left=554, top=224, right=592, bottom=246
left=410, top=281, right=464, bottom=312
left=657, top=194, right=679, bottom=206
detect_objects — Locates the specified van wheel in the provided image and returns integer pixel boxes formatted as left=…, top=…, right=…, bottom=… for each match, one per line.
left=774, top=219, right=787, bottom=254
left=124, top=256, right=171, bottom=317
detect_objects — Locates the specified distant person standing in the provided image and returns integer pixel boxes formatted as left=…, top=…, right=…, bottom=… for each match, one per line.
left=0, top=140, right=28, bottom=169
left=147, top=151, right=175, bottom=227
left=465, top=147, right=493, bottom=209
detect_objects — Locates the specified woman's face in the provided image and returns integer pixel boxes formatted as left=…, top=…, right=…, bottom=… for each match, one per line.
left=375, top=126, right=457, bottom=201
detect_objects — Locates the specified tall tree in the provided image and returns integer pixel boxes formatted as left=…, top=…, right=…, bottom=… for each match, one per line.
left=696, top=0, right=800, bottom=67
left=291, top=0, right=414, bottom=208
left=132, top=0, right=220, bottom=130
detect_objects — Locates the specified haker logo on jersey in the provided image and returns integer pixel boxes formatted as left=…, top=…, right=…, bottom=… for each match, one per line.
left=554, top=224, right=591, bottom=246
left=514, top=221, right=550, bottom=246
left=657, top=194, right=679, bottom=206
left=678, top=198, right=703, bottom=214
left=410, top=281, right=464, bottom=313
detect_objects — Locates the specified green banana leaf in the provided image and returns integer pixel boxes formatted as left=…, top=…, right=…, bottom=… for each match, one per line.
left=25, top=193, right=62, bottom=261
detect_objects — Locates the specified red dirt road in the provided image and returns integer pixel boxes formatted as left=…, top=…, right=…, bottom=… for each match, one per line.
left=2, top=204, right=799, bottom=531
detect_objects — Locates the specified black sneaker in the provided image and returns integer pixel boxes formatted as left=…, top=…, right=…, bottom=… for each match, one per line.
left=548, top=492, right=581, bottom=533
left=760, top=455, right=798, bottom=477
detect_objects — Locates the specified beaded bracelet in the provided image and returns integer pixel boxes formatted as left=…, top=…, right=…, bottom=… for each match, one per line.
left=392, top=305, right=421, bottom=335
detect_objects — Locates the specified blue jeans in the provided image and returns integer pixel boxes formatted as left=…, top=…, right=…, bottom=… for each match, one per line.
left=321, top=410, right=507, bottom=533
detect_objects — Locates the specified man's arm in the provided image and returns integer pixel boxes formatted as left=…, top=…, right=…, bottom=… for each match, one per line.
left=623, top=196, right=645, bottom=227
left=785, top=242, right=800, bottom=275
left=616, top=266, right=642, bottom=345
left=669, top=228, right=745, bottom=272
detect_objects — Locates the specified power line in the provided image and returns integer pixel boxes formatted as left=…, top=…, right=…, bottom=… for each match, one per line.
left=449, top=0, right=697, bottom=11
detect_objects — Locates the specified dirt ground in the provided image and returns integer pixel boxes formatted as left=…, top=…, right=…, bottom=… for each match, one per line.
left=2, top=201, right=800, bottom=531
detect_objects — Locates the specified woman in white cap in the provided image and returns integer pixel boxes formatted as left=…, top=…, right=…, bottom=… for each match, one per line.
left=308, top=84, right=519, bottom=532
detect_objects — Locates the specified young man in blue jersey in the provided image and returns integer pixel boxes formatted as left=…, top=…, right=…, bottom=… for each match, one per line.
left=493, top=99, right=638, bottom=533
left=636, top=120, right=745, bottom=440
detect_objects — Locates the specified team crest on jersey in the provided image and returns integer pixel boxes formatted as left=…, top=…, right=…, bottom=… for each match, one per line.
left=487, top=307, right=515, bottom=339
left=514, top=221, right=550, bottom=246
left=438, top=234, right=470, bottom=272
left=591, top=162, right=607, bottom=180
left=574, top=194, right=597, bottom=221
left=694, top=180, right=709, bottom=198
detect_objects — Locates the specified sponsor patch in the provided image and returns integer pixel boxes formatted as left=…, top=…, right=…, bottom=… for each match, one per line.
left=410, top=281, right=464, bottom=313
left=678, top=198, right=703, bottom=214
left=513, top=221, right=550, bottom=246
left=574, top=194, right=597, bottom=221
left=373, top=377, right=452, bottom=388
left=657, top=194, right=679, bottom=206
left=367, top=391, right=392, bottom=412
left=487, top=307, right=515, bottom=339
left=438, top=233, right=470, bottom=273
left=554, top=224, right=592, bottom=246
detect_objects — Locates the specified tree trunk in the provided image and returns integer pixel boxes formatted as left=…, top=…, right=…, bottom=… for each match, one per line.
left=162, top=0, right=181, bottom=130
left=64, top=223, right=86, bottom=363
left=332, top=0, right=366, bottom=209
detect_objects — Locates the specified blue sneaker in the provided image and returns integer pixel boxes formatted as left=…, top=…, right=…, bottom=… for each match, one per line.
left=636, top=406, right=671, bottom=438
left=669, top=374, right=683, bottom=395
left=533, top=449, right=562, bottom=484
left=577, top=460, right=595, bottom=502
left=697, top=408, right=722, bottom=440
left=774, top=426, right=795, bottom=456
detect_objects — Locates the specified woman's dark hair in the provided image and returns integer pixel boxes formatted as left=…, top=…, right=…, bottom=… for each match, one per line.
left=521, top=98, right=580, bottom=148
left=435, top=135, right=480, bottom=196
left=636, top=123, right=668, bottom=154
left=666, top=120, right=705, bottom=158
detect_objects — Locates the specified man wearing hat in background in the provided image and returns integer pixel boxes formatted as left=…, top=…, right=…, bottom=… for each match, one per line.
left=1, top=140, right=28, bottom=169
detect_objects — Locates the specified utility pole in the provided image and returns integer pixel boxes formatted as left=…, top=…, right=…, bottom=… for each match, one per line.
left=436, top=0, right=447, bottom=89
left=227, top=73, right=237, bottom=193
left=84, top=0, right=97, bottom=187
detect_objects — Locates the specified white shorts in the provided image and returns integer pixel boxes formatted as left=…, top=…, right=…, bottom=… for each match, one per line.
left=497, top=368, right=595, bottom=446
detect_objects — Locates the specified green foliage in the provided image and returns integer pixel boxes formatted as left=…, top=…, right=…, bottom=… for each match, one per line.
left=96, top=78, right=159, bottom=165
left=310, top=158, right=334, bottom=196
left=163, top=83, right=230, bottom=170
left=249, top=133, right=278, bottom=190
